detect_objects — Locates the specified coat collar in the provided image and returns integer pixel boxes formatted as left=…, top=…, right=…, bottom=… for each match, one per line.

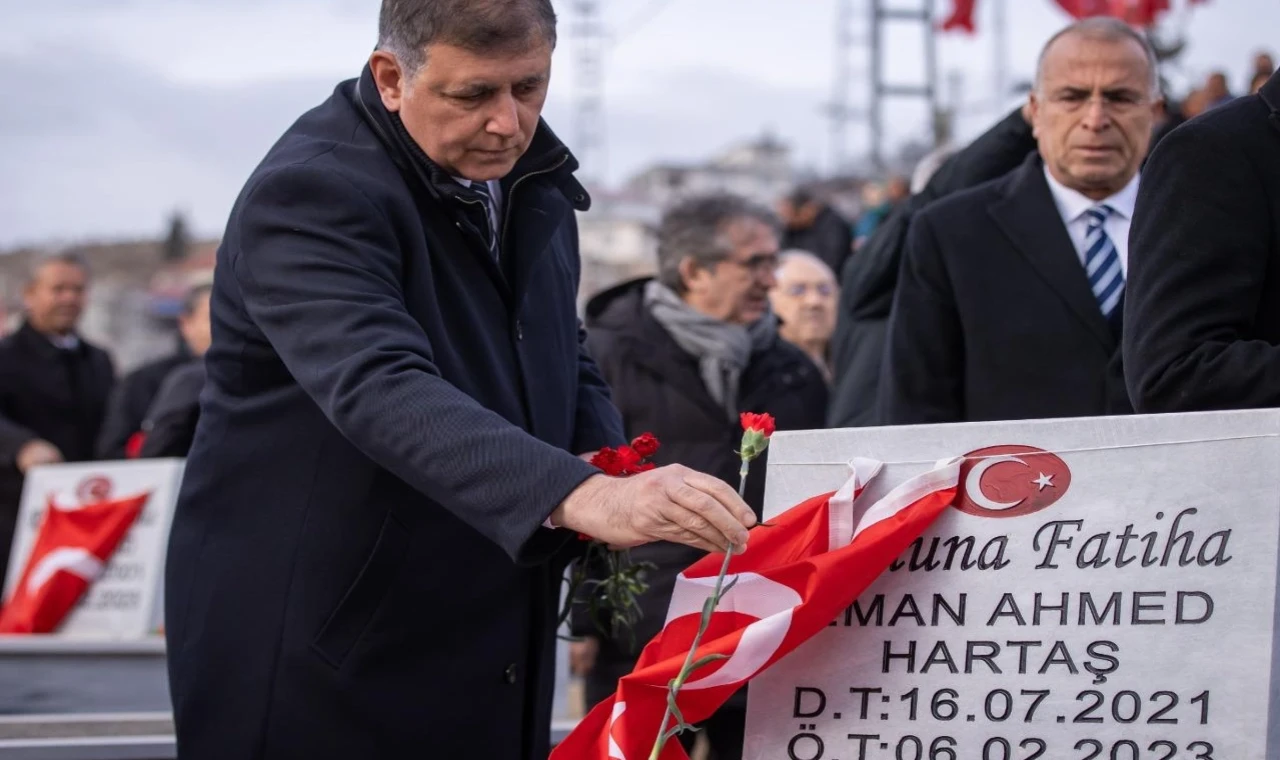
left=352, top=65, right=589, bottom=212
left=14, top=321, right=83, bottom=360
left=987, top=153, right=1117, bottom=351
left=1260, top=69, right=1280, bottom=139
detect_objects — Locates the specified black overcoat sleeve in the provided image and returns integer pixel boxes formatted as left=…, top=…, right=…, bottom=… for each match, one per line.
left=878, top=211, right=965, bottom=424
left=0, top=360, right=36, bottom=465
left=231, top=164, right=600, bottom=561
left=1124, top=117, right=1280, bottom=412
left=571, top=319, right=626, bottom=455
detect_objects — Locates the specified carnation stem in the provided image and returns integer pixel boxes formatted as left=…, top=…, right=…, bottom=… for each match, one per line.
left=648, top=461, right=750, bottom=759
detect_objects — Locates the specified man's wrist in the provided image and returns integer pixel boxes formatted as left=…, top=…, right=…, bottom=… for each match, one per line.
left=551, top=473, right=608, bottom=534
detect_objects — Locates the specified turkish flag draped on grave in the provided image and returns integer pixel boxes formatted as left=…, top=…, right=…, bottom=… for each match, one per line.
left=0, top=488, right=149, bottom=633
left=552, top=457, right=962, bottom=760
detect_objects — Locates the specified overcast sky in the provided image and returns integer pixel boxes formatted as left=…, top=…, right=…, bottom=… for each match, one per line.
left=0, top=0, right=1274, bottom=247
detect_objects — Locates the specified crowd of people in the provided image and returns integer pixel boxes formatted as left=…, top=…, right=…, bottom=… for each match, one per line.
left=0, top=2, right=1276, bottom=759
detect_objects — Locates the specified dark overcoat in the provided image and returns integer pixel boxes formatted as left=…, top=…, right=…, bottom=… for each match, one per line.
left=879, top=154, right=1133, bottom=424
left=0, top=322, right=114, bottom=589
left=164, top=66, right=624, bottom=760
left=1125, top=71, right=1280, bottom=412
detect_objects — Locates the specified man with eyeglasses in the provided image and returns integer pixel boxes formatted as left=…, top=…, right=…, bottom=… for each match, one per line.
left=880, top=17, right=1157, bottom=425
left=770, top=250, right=839, bottom=382
left=574, top=193, right=828, bottom=760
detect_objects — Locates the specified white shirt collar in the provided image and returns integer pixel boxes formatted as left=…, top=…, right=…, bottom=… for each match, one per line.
left=48, top=333, right=80, bottom=350
left=1042, top=164, right=1140, bottom=223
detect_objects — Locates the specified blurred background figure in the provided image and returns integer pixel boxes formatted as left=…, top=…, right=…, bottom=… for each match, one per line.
left=778, top=186, right=853, bottom=277
left=825, top=105, right=1037, bottom=428
left=853, top=176, right=908, bottom=249
left=97, top=283, right=212, bottom=459
left=0, top=253, right=115, bottom=589
left=769, top=250, right=839, bottom=381
left=1203, top=70, right=1233, bottom=109
left=1250, top=51, right=1275, bottom=95
left=573, top=193, right=827, bottom=760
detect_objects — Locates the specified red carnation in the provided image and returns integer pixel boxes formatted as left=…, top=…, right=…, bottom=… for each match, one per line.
left=631, top=432, right=659, bottom=459
left=739, top=412, right=776, bottom=437
left=590, top=447, right=625, bottom=476
left=738, top=412, right=776, bottom=462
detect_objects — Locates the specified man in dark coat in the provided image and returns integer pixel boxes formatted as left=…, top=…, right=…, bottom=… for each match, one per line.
left=96, top=283, right=210, bottom=459
left=779, top=187, right=854, bottom=277
left=0, top=253, right=114, bottom=590
left=1124, top=70, right=1280, bottom=412
left=571, top=194, right=828, bottom=760
left=880, top=18, right=1157, bottom=424
left=825, top=106, right=1036, bottom=427
left=164, top=3, right=757, bottom=759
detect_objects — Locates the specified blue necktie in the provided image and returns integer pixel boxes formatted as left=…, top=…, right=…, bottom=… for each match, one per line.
left=470, top=181, right=499, bottom=259
left=1082, top=205, right=1124, bottom=319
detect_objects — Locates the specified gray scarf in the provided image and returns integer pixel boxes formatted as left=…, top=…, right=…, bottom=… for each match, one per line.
left=644, top=281, right=777, bottom=420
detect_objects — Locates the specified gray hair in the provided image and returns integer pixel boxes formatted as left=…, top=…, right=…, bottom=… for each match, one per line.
left=27, top=251, right=89, bottom=286
left=378, top=0, right=557, bottom=76
left=1035, top=17, right=1160, bottom=98
left=656, top=193, right=781, bottom=294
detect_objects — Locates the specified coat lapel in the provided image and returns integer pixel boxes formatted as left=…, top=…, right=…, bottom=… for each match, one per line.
left=1261, top=70, right=1280, bottom=139
left=988, top=155, right=1115, bottom=350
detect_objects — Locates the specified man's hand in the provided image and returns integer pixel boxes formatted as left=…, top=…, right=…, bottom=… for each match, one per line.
left=569, top=636, right=599, bottom=676
left=551, top=465, right=756, bottom=553
left=16, top=440, right=63, bottom=473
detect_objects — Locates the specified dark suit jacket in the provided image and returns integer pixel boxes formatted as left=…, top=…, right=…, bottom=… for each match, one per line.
left=95, top=346, right=189, bottom=459
left=1124, top=71, right=1280, bottom=412
left=0, top=322, right=114, bottom=589
left=880, top=154, right=1133, bottom=424
left=164, top=66, right=624, bottom=760
left=827, top=107, right=1037, bottom=427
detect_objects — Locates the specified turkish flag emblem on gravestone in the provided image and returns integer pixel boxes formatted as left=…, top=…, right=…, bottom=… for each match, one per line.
left=0, top=476, right=149, bottom=633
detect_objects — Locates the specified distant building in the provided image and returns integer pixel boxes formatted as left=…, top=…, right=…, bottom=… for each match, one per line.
left=622, top=132, right=799, bottom=209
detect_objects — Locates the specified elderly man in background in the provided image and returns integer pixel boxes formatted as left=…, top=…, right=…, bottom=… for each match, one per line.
left=0, top=253, right=114, bottom=589
left=574, top=193, right=828, bottom=760
left=769, top=250, right=839, bottom=381
left=881, top=17, right=1158, bottom=424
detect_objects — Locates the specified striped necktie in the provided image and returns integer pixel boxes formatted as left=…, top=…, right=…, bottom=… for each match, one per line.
left=1082, top=205, right=1123, bottom=319
left=470, top=181, right=499, bottom=259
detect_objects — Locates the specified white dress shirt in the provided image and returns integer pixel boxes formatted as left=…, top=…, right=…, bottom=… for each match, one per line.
left=1043, top=165, right=1140, bottom=277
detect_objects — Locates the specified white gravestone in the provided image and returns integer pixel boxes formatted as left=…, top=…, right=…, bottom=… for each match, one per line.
left=745, top=410, right=1280, bottom=760
left=3, top=459, right=185, bottom=639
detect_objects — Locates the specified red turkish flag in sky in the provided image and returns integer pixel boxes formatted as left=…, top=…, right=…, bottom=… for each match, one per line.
left=0, top=482, right=148, bottom=634
left=552, top=457, right=961, bottom=760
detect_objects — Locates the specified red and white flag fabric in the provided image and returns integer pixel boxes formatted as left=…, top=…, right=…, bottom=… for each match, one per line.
left=0, top=482, right=149, bottom=634
left=552, top=456, right=962, bottom=760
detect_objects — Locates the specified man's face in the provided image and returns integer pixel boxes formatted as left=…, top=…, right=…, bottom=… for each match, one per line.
left=179, top=291, right=212, bottom=357
left=682, top=218, right=780, bottom=326
left=372, top=39, right=552, bottom=181
left=770, top=255, right=838, bottom=348
left=1028, top=33, right=1159, bottom=200
left=23, top=261, right=87, bottom=336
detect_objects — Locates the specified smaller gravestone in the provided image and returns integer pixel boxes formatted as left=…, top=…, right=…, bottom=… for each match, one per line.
left=3, top=459, right=186, bottom=638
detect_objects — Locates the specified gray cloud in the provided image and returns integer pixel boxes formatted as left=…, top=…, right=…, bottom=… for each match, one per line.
left=0, top=44, right=834, bottom=246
